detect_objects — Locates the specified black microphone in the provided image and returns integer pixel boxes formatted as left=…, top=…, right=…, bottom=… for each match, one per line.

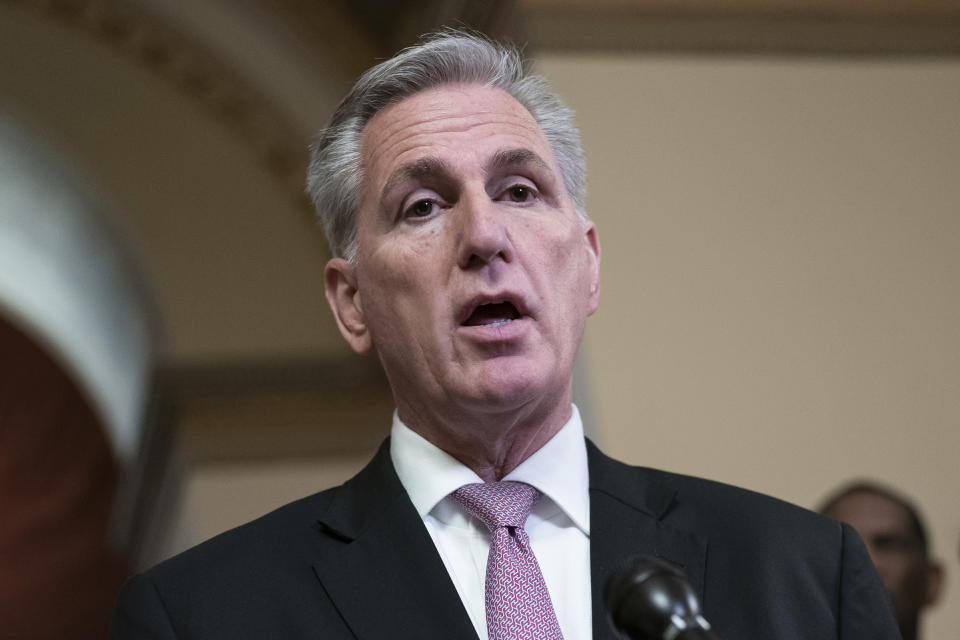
left=603, top=555, right=721, bottom=640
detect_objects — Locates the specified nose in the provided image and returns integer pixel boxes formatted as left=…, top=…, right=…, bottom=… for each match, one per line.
left=455, top=191, right=513, bottom=270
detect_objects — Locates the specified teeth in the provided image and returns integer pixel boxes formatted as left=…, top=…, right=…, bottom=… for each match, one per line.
left=485, top=318, right=512, bottom=327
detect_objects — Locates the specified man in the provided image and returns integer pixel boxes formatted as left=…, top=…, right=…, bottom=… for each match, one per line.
left=111, top=31, right=899, bottom=639
left=820, top=482, right=943, bottom=640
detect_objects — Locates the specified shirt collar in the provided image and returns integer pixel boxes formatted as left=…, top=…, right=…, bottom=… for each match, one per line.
left=390, top=405, right=590, bottom=535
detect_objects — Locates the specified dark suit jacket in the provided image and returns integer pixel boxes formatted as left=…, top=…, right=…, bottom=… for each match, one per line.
left=111, top=439, right=899, bottom=639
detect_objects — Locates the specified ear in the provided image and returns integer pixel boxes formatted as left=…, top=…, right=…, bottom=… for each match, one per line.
left=324, top=258, right=373, bottom=354
left=583, top=221, right=601, bottom=315
left=923, top=560, right=944, bottom=606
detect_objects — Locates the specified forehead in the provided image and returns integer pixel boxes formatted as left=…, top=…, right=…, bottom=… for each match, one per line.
left=359, top=84, right=555, bottom=184
left=829, top=491, right=913, bottom=533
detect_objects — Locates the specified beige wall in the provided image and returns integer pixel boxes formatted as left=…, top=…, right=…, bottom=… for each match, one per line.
left=538, top=53, right=960, bottom=636
left=172, top=53, right=960, bottom=636
left=182, top=454, right=373, bottom=546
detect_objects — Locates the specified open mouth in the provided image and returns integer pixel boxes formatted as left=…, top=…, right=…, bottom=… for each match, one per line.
left=462, top=301, right=522, bottom=327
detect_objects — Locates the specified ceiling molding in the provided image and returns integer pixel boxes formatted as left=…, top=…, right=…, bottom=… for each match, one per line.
left=521, top=2, right=960, bottom=56
left=159, top=355, right=393, bottom=463
left=1, top=0, right=335, bottom=216
left=323, top=0, right=526, bottom=55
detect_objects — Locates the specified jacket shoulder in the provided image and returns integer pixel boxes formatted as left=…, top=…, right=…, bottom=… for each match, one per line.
left=587, top=442, right=899, bottom=639
left=656, top=467, right=837, bottom=541
left=112, top=487, right=348, bottom=638
left=588, top=440, right=839, bottom=545
left=151, top=486, right=339, bottom=583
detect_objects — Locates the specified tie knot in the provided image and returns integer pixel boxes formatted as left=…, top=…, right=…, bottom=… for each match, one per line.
left=452, top=481, right=540, bottom=531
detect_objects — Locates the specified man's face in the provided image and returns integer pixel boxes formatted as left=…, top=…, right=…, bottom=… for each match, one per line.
left=825, top=491, right=939, bottom=629
left=325, top=84, right=599, bottom=427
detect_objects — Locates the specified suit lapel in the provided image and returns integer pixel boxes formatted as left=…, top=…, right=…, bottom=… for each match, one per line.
left=587, top=440, right=708, bottom=640
left=311, top=437, right=707, bottom=640
left=312, top=440, right=479, bottom=640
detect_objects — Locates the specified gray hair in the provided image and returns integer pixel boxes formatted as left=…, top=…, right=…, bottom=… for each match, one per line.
left=305, top=30, right=587, bottom=262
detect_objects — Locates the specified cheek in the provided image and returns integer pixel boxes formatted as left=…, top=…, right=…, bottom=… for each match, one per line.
left=879, top=556, right=914, bottom=586
left=364, top=236, right=432, bottom=285
left=525, top=218, right=579, bottom=261
left=555, top=232, right=596, bottom=293
left=371, top=224, right=451, bottom=274
left=362, top=253, right=444, bottom=323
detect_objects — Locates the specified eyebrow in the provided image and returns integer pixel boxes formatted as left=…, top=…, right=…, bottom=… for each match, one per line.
left=382, top=157, right=453, bottom=200
left=379, top=148, right=553, bottom=201
left=489, top=148, right=552, bottom=175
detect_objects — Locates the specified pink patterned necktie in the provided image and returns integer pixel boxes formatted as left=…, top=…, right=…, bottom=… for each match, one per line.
left=452, top=481, right=565, bottom=640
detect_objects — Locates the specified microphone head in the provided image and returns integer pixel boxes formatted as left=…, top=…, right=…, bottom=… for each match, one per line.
left=603, top=555, right=717, bottom=640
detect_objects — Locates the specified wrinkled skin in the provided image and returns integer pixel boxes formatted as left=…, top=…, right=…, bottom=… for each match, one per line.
left=325, top=84, right=600, bottom=481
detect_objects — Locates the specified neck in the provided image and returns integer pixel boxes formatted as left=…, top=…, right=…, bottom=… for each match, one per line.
left=900, top=618, right=917, bottom=640
left=398, top=390, right=573, bottom=482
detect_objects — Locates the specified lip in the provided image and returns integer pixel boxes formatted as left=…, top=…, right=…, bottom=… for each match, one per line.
left=457, top=315, right=532, bottom=342
left=455, top=290, right=533, bottom=344
left=456, top=291, right=531, bottom=326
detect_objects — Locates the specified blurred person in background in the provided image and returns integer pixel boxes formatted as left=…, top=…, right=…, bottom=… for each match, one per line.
left=820, top=481, right=944, bottom=640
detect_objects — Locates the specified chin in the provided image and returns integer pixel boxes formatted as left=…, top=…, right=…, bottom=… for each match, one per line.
left=464, top=359, right=563, bottom=409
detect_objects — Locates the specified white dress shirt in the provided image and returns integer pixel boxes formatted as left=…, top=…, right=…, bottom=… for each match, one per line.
left=390, top=405, right=592, bottom=640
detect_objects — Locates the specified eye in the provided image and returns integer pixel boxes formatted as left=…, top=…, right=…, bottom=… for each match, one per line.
left=504, top=184, right=537, bottom=203
left=404, top=199, right=438, bottom=218
left=872, top=534, right=914, bottom=554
